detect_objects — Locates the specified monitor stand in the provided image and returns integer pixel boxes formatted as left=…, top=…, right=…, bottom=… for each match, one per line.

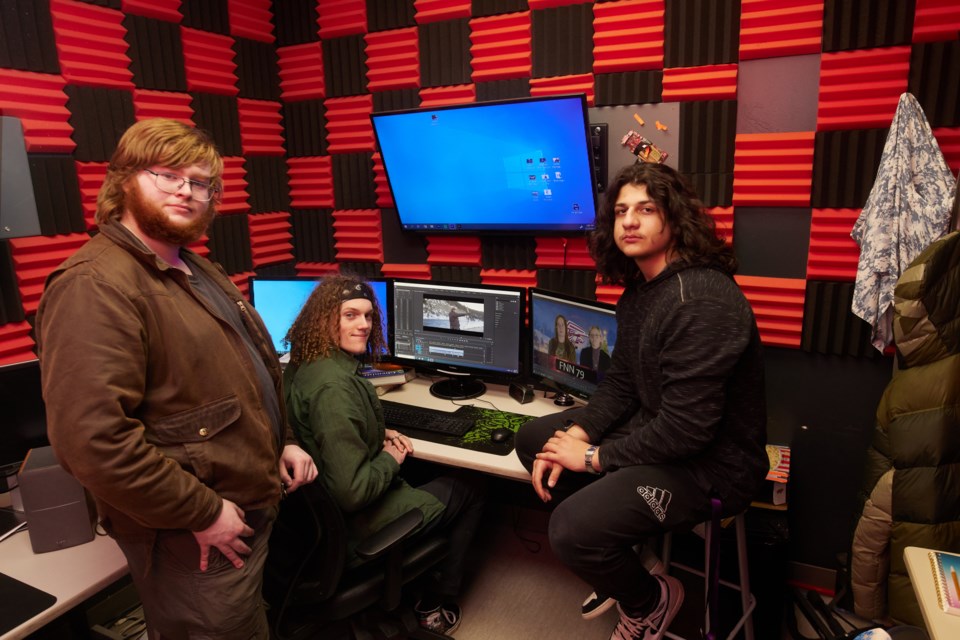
left=553, top=392, right=575, bottom=407
left=429, top=377, right=486, bottom=401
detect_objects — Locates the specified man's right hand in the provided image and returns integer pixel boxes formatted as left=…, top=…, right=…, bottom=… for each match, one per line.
left=531, top=457, right=564, bottom=503
left=192, top=498, right=253, bottom=571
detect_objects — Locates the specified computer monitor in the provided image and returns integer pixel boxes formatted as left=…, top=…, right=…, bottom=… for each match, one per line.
left=391, top=279, right=525, bottom=400
left=0, top=360, right=49, bottom=477
left=248, top=276, right=390, bottom=358
left=529, top=288, right=618, bottom=405
left=371, top=94, right=598, bottom=233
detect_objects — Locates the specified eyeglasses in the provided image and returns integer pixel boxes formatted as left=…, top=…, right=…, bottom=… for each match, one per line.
left=143, top=169, right=220, bottom=202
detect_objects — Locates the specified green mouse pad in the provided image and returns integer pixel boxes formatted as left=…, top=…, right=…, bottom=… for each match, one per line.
left=0, top=571, right=57, bottom=635
left=405, top=406, right=534, bottom=455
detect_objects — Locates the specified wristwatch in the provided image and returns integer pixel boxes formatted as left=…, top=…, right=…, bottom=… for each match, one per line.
left=584, top=445, right=600, bottom=475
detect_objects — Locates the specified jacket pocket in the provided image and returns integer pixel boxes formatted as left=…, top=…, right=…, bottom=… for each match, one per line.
left=147, top=395, right=242, bottom=445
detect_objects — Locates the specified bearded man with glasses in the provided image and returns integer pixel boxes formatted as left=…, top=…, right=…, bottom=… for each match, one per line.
left=36, top=118, right=317, bottom=639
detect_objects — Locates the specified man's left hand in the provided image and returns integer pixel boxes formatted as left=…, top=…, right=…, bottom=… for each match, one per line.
left=279, top=444, right=317, bottom=493
left=536, top=429, right=592, bottom=473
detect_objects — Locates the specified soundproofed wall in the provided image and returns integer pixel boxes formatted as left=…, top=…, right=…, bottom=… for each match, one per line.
left=1, top=0, right=959, bottom=572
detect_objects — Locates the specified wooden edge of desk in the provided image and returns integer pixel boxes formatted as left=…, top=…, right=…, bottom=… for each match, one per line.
left=408, top=438, right=530, bottom=482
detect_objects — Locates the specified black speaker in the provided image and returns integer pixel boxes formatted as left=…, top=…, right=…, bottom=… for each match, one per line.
left=18, top=446, right=95, bottom=553
left=509, top=382, right=534, bottom=404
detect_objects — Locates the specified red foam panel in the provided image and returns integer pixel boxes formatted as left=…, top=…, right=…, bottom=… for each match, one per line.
left=333, top=209, right=384, bottom=262
left=228, top=0, right=275, bottom=43
left=0, top=70, right=75, bottom=152
left=593, top=0, right=664, bottom=73
left=739, top=0, right=824, bottom=61
left=0, top=322, right=37, bottom=367
left=248, top=211, right=293, bottom=268
left=469, top=12, right=532, bottom=82
left=735, top=274, right=806, bottom=348
left=372, top=152, right=394, bottom=208
left=806, top=208, right=861, bottom=281
left=816, top=46, right=910, bottom=131
left=426, top=236, right=482, bottom=266
left=528, top=0, right=589, bottom=8
left=662, top=64, right=738, bottom=102
left=381, top=264, right=432, bottom=279
left=530, top=74, right=595, bottom=105
left=481, top=268, right=537, bottom=289
left=318, top=0, right=367, bottom=38
left=595, top=283, right=624, bottom=306
left=419, top=84, right=476, bottom=107
left=535, top=237, right=594, bottom=269
left=121, top=0, right=182, bottom=22
left=8, top=233, right=91, bottom=315
left=185, top=234, right=210, bottom=259
left=365, top=27, right=420, bottom=92
left=324, top=95, right=374, bottom=153
left=287, top=156, right=334, bottom=209
left=278, top=43, right=325, bottom=102
left=75, top=161, right=108, bottom=230
left=133, top=89, right=195, bottom=124
left=934, top=126, right=960, bottom=175
left=912, top=0, right=960, bottom=43
left=49, top=0, right=134, bottom=89
left=732, top=132, right=815, bottom=206
left=181, top=26, right=238, bottom=96
left=219, top=156, right=250, bottom=215
left=231, top=270, right=256, bottom=298
left=296, top=262, right=341, bottom=276
left=415, top=0, right=471, bottom=24
left=238, top=98, right=285, bottom=155
left=707, top=206, right=734, bottom=245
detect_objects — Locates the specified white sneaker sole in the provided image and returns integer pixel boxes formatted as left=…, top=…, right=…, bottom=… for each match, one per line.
left=582, top=592, right=617, bottom=620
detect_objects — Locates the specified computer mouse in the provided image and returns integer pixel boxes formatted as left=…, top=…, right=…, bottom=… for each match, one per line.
left=490, top=428, right=513, bottom=443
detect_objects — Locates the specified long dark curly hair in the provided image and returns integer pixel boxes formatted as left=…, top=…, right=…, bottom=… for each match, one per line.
left=588, top=163, right=736, bottom=285
left=284, top=274, right=386, bottom=366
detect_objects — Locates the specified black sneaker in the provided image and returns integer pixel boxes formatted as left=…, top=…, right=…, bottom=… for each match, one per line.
left=415, top=601, right=461, bottom=636
left=609, top=575, right=683, bottom=640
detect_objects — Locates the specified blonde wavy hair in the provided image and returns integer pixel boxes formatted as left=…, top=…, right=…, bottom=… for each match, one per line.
left=285, top=275, right=387, bottom=366
left=95, top=118, right=224, bottom=225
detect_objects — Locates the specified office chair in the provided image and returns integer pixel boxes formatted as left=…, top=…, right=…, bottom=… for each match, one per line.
left=262, top=481, right=451, bottom=640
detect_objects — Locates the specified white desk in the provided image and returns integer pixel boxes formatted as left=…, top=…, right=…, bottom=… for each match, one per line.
left=0, top=523, right=127, bottom=640
left=382, top=376, right=575, bottom=481
left=904, top=546, right=960, bottom=640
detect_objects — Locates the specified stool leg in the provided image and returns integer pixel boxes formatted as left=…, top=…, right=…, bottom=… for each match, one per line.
left=735, top=515, right=755, bottom=640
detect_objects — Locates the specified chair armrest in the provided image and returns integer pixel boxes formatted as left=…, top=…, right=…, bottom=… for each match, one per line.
left=354, top=508, right=424, bottom=560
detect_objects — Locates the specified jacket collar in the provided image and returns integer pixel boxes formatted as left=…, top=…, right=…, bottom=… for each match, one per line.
left=98, top=218, right=199, bottom=275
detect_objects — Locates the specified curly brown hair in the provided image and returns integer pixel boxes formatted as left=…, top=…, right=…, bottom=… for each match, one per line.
left=96, top=118, right=223, bottom=225
left=284, top=275, right=386, bottom=366
left=588, top=163, right=736, bottom=285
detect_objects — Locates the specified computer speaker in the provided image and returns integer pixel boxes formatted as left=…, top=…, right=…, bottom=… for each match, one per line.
left=18, top=446, right=96, bottom=553
left=509, top=382, right=534, bottom=404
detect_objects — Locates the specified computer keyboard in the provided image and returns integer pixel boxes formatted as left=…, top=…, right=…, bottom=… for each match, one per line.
left=380, top=401, right=475, bottom=437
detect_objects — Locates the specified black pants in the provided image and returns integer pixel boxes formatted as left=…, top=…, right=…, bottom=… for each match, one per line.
left=416, top=470, right=487, bottom=598
left=516, top=408, right=715, bottom=613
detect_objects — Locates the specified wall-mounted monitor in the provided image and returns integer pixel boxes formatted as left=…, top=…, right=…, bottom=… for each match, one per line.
left=391, top=279, right=525, bottom=399
left=371, top=94, right=598, bottom=233
left=248, top=276, right=390, bottom=359
left=529, top=288, right=617, bottom=405
left=0, top=116, right=41, bottom=239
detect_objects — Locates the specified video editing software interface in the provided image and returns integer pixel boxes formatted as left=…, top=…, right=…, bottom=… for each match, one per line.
left=392, top=280, right=523, bottom=377
left=530, top=289, right=617, bottom=400
left=249, top=277, right=390, bottom=357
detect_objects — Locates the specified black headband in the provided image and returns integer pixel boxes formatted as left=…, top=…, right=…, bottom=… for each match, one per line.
left=340, top=282, right=373, bottom=302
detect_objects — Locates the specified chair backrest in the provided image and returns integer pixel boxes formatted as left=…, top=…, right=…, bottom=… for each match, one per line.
left=263, top=481, right=348, bottom=627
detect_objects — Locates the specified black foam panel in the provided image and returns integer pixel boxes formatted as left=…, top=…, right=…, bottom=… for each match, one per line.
left=475, top=79, right=531, bottom=102
left=282, top=100, right=327, bottom=157
left=811, top=128, right=887, bottom=209
left=322, top=35, right=368, bottom=98
left=431, top=265, right=481, bottom=283
left=0, top=241, right=25, bottom=325
left=480, top=236, right=537, bottom=270
left=536, top=268, right=598, bottom=301
left=419, top=18, right=471, bottom=89
left=801, top=280, right=879, bottom=358
left=472, top=0, right=526, bottom=18
left=0, top=0, right=59, bottom=73
left=246, top=156, right=291, bottom=213
left=65, top=86, right=135, bottom=162
left=190, top=93, right=242, bottom=157
left=678, top=100, right=736, bottom=207
left=909, top=40, right=960, bottom=129
left=235, top=38, right=281, bottom=101
left=27, top=155, right=85, bottom=236
left=207, top=213, right=252, bottom=274
left=123, top=14, right=187, bottom=92
left=253, top=262, right=297, bottom=278
left=733, top=207, right=812, bottom=279
left=531, top=3, right=594, bottom=78
left=290, top=209, right=336, bottom=264
left=664, top=0, right=740, bottom=68
left=366, top=0, right=416, bottom=32
left=272, top=0, right=319, bottom=47
left=595, top=71, right=664, bottom=106
left=822, top=0, right=915, bottom=53
left=373, top=89, right=420, bottom=113
left=76, top=0, right=119, bottom=7
left=380, top=208, right=428, bottom=264
left=338, top=262, right=383, bottom=279
left=180, top=0, right=230, bottom=35
left=332, top=153, right=376, bottom=211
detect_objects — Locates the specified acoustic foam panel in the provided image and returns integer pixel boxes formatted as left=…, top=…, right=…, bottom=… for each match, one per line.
left=801, top=280, right=877, bottom=357
left=50, top=0, right=133, bottom=90
left=816, top=46, right=910, bottom=131
left=237, top=98, right=284, bottom=155
left=733, top=207, right=812, bottom=280
left=535, top=237, right=593, bottom=270
left=366, top=0, right=416, bottom=32
left=248, top=211, right=293, bottom=268
left=0, top=0, right=60, bottom=74
left=8, top=233, right=89, bottom=315
left=531, top=3, right=593, bottom=79
left=908, top=40, right=960, bottom=128
left=317, top=0, right=367, bottom=39
left=181, top=0, right=230, bottom=35
left=290, top=209, right=336, bottom=264
left=372, top=88, right=419, bottom=112
left=593, top=0, right=663, bottom=74
left=381, top=208, right=428, bottom=264
left=0, top=70, right=74, bottom=153
left=133, top=90, right=195, bottom=124
left=287, top=156, right=333, bottom=210
left=123, top=14, right=188, bottom=92
left=475, top=78, right=531, bottom=102
left=27, top=155, right=85, bottom=236
left=365, top=27, right=419, bottom=92
left=180, top=27, right=238, bottom=96
left=469, top=11, right=531, bottom=83
left=736, top=55, right=820, bottom=134
left=207, top=212, right=252, bottom=274
left=64, top=85, right=135, bottom=162
left=283, top=100, right=328, bottom=157
left=323, top=34, right=368, bottom=98
left=332, top=208, right=382, bottom=263
left=190, top=92, right=242, bottom=156
left=738, top=0, right=824, bottom=61
left=428, top=236, right=481, bottom=266
left=278, top=42, right=325, bottom=101
left=235, top=38, right=281, bottom=101
left=332, top=152, right=377, bottom=210
left=0, top=241, right=25, bottom=325
left=678, top=99, right=736, bottom=207
left=536, top=268, right=598, bottom=301
left=595, top=71, right=663, bottom=107
left=480, top=236, right=537, bottom=271
left=806, top=208, right=861, bottom=282
left=228, top=0, right=275, bottom=43
left=431, top=265, right=481, bottom=283
left=472, top=0, right=526, bottom=19
left=246, top=155, right=291, bottom=213
left=419, top=18, right=472, bottom=88
left=811, top=128, right=887, bottom=208
left=272, top=0, right=319, bottom=47
left=821, top=0, right=915, bottom=53
left=664, top=0, right=740, bottom=68
left=219, top=156, right=251, bottom=216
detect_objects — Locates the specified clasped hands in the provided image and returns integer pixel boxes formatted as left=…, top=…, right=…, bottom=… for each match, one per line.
left=531, top=425, right=593, bottom=503
left=383, top=428, right=414, bottom=464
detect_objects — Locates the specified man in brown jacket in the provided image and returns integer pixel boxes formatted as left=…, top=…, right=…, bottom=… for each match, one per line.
left=35, top=119, right=317, bottom=639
